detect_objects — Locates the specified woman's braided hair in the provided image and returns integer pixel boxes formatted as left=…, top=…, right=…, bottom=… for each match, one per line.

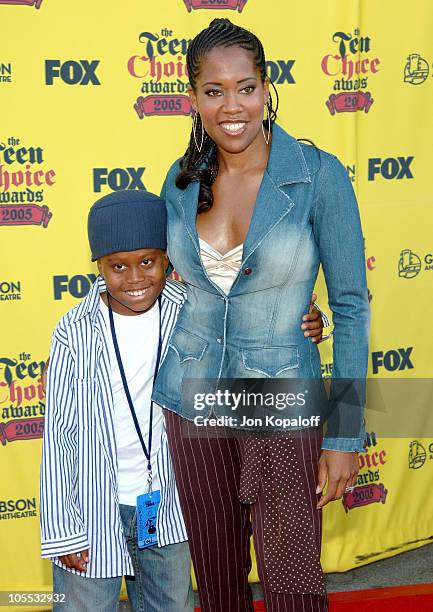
left=175, top=18, right=279, bottom=213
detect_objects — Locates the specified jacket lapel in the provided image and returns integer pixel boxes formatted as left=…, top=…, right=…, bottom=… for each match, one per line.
left=92, top=309, right=118, bottom=490
left=178, top=180, right=200, bottom=255
left=241, top=124, right=311, bottom=264
left=72, top=279, right=118, bottom=491
left=241, top=171, right=296, bottom=264
left=175, top=124, right=311, bottom=287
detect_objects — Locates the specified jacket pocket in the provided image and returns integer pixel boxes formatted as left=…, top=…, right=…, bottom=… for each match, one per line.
left=169, top=327, right=208, bottom=363
left=241, top=346, right=299, bottom=377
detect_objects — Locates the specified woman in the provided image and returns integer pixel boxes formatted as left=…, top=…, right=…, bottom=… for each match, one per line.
left=152, top=18, right=369, bottom=612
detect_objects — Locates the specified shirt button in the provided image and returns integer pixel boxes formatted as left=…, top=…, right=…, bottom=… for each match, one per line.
left=216, top=337, right=223, bottom=344
left=244, top=267, right=253, bottom=275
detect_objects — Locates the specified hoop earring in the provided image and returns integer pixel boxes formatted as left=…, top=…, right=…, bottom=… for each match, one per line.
left=192, top=112, right=204, bottom=153
left=262, top=102, right=271, bottom=145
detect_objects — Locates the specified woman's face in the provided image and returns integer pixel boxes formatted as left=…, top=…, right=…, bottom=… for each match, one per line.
left=189, top=45, right=269, bottom=155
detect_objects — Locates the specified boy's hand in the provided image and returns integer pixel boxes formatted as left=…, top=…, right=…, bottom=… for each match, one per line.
left=301, top=293, right=324, bottom=343
left=59, top=549, right=89, bottom=572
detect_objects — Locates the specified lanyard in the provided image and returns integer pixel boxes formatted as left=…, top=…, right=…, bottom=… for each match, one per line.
left=108, top=295, right=162, bottom=493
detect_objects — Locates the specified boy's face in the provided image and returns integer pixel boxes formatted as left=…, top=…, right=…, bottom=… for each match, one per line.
left=97, top=248, right=168, bottom=315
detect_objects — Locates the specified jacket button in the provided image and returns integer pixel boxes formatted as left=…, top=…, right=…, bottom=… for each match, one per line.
left=244, top=267, right=253, bottom=275
left=216, top=337, right=223, bottom=344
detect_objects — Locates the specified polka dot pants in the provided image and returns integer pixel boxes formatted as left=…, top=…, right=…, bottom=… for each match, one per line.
left=165, top=411, right=329, bottom=612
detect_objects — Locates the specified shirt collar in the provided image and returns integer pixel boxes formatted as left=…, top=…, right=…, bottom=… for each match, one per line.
left=266, top=123, right=311, bottom=186
left=70, top=276, right=184, bottom=324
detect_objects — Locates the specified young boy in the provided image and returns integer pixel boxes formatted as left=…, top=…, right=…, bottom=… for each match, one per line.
left=40, top=189, right=324, bottom=611
left=40, top=190, right=193, bottom=611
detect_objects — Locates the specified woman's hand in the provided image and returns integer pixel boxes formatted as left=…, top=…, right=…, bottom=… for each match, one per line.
left=42, top=356, right=50, bottom=394
left=301, top=293, right=324, bottom=343
left=58, top=549, right=89, bottom=572
left=316, top=450, right=359, bottom=508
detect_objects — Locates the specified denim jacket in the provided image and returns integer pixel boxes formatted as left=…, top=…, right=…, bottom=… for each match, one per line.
left=152, top=123, right=370, bottom=452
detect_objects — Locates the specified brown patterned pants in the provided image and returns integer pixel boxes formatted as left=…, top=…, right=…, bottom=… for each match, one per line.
left=164, top=410, right=329, bottom=612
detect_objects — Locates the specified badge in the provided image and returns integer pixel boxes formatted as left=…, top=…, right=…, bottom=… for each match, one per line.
left=137, top=490, right=160, bottom=549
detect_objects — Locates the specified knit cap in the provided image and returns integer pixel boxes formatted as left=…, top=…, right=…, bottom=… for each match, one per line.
left=87, top=189, right=167, bottom=261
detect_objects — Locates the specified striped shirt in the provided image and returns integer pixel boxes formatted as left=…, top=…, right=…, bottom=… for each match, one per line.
left=40, top=277, right=188, bottom=578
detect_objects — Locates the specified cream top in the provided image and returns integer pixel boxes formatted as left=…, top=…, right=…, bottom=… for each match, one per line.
left=199, top=237, right=243, bottom=295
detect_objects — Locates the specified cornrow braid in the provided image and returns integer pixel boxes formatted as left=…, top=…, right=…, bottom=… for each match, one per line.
left=175, top=18, right=279, bottom=214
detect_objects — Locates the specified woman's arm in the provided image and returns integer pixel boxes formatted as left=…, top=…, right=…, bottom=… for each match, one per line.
left=313, top=152, right=370, bottom=449
left=312, top=152, right=370, bottom=505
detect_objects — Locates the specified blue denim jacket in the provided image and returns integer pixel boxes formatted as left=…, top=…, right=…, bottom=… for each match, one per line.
left=152, top=123, right=370, bottom=452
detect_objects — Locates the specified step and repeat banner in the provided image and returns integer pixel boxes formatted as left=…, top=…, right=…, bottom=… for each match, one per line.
left=1, top=0, right=433, bottom=605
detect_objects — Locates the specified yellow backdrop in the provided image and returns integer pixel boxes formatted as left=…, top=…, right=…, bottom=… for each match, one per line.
left=1, top=0, right=433, bottom=608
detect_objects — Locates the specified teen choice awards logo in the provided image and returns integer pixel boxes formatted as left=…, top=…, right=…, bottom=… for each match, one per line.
left=0, top=137, right=54, bottom=228
left=128, top=29, right=192, bottom=119
left=0, top=353, right=45, bottom=446
left=321, top=28, right=380, bottom=115
left=183, top=0, right=248, bottom=11
left=0, top=0, right=42, bottom=7
left=342, top=432, right=388, bottom=512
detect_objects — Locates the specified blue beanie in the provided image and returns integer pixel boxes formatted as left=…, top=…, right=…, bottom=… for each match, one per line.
left=88, top=190, right=167, bottom=261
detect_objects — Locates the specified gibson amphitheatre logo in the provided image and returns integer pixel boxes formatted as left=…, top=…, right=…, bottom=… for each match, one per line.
left=408, top=440, right=426, bottom=469
left=404, top=54, right=430, bottom=85
left=398, top=249, right=421, bottom=278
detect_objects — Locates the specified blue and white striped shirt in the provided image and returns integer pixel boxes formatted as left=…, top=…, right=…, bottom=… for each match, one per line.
left=40, top=277, right=188, bottom=578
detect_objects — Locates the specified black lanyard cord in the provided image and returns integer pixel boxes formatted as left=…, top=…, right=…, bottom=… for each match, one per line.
left=107, top=294, right=162, bottom=482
